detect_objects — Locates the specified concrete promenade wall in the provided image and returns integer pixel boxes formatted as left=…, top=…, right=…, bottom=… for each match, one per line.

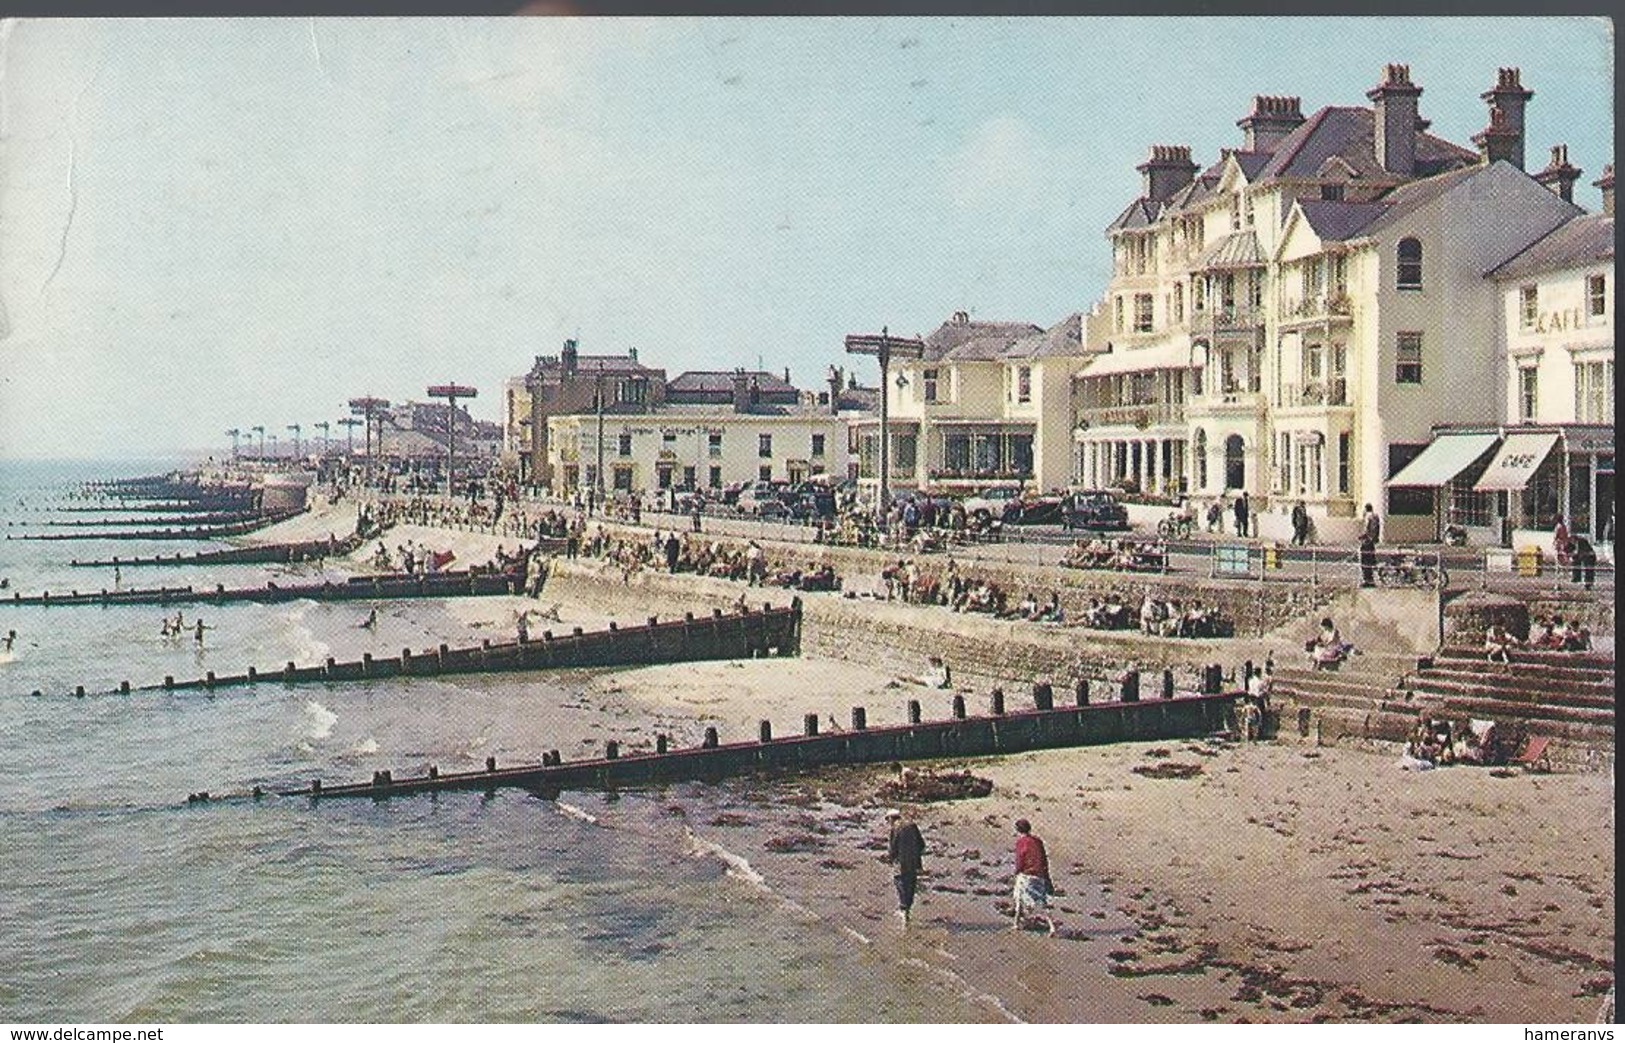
left=544, top=560, right=1249, bottom=691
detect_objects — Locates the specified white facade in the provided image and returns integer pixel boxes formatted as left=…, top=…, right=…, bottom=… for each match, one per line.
left=544, top=410, right=853, bottom=496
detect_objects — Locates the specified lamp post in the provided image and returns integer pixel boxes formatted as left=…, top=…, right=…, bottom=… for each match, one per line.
left=844, top=327, right=925, bottom=518
left=225, top=428, right=241, bottom=459
left=314, top=421, right=330, bottom=456
left=250, top=425, right=265, bottom=460
left=594, top=367, right=607, bottom=507
left=348, top=397, right=389, bottom=488
left=267, top=433, right=279, bottom=459
left=427, top=384, right=478, bottom=499
left=287, top=424, right=302, bottom=462
left=338, top=417, right=361, bottom=456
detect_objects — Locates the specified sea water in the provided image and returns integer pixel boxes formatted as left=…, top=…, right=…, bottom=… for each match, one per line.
left=0, top=460, right=984, bottom=1023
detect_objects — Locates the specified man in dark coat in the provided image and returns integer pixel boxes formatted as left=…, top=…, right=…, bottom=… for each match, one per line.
left=1569, top=534, right=1597, bottom=590
left=1290, top=500, right=1310, bottom=546
left=1234, top=492, right=1250, bottom=538
left=663, top=532, right=681, bottom=573
left=1359, top=532, right=1377, bottom=588
left=885, top=808, right=926, bottom=927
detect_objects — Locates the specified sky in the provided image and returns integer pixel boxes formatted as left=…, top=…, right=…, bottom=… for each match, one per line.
left=0, top=16, right=1613, bottom=460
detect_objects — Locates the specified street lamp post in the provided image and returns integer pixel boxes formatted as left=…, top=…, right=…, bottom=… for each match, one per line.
left=427, top=384, right=478, bottom=499
left=225, top=428, right=241, bottom=459
left=250, top=425, right=265, bottom=460
left=314, top=421, right=330, bottom=456
left=287, top=424, right=302, bottom=462
left=267, top=433, right=279, bottom=459
left=348, top=397, right=389, bottom=488
left=338, top=417, right=361, bottom=457
left=594, top=368, right=607, bottom=508
left=844, top=327, right=925, bottom=518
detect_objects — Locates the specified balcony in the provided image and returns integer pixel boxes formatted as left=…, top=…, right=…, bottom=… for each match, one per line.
left=1279, top=292, right=1354, bottom=328
left=1279, top=380, right=1351, bottom=410
left=1193, top=303, right=1265, bottom=333
left=1074, top=401, right=1187, bottom=430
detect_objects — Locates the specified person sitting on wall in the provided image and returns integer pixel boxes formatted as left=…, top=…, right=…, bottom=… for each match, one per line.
left=1484, top=623, right=1518, bottom=664
left=1561, top=617, right=1592, bottom=652
left=1307, top=617, right=1350, bottom=670
left=1530, top=617, right=1563, bottom=650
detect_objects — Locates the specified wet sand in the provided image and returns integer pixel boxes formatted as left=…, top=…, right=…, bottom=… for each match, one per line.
left=594, top=660, right=1615, bottom=1024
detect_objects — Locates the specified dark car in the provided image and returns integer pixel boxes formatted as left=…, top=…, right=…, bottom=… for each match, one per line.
left=1061, top=490, right=1130, bottom=531
left=1002, top=491, right=1066, bottom=526
left=787, top=484, right=836, bottom=521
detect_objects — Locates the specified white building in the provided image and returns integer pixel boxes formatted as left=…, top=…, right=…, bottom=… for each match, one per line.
left=1075, top=63, right=1598, bottom=542
left=855, top=312, right=1086, bottom=495
left=1401, top=160, right=1614, bottom=552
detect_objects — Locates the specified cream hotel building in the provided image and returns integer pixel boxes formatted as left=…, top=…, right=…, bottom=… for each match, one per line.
left=1072, top=63, right=1609, bottom=544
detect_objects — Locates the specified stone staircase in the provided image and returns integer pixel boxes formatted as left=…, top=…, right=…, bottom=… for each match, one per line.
left=1270, top=647, right=1614, bottom=771
left=1395, top=647, right=1615, bottom=770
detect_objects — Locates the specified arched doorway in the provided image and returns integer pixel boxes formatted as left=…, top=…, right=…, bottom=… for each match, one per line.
left=1225, top=434, right=1246, bottom=491
left=1192, top=429, right=1208, bottom=491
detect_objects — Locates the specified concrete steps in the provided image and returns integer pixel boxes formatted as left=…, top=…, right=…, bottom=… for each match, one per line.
left=1404, top=671, right=1614, bottom=711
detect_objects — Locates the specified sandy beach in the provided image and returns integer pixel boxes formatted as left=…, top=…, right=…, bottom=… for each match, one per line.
left=583, top=658, right=1615, bottom=1024
left=236, top=500, right=1616, bottom=1022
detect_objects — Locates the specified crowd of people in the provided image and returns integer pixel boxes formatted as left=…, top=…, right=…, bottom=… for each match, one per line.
left=1061, top=536, right=1167, bottom=573
left=1401, top=717, right=1502, bottom=770
left=1485, top=616, right=1593, bottom=663
left=1073, top=590, right=1231, bottom=638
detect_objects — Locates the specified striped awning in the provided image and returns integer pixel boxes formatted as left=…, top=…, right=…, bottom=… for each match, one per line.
left=1386, top=432, right=1501, bottom=488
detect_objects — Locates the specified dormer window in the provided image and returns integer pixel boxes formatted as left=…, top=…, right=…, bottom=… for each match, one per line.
left=1320, top=183, right=1344, bottom=201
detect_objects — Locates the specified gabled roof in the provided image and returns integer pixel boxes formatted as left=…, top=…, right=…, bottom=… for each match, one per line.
left=1295, top=199, right=1389, bottom=242
left=1196, top=230, right=1266, bottom=269
left=1486, top=213, right=1615, bottom=279
left=1002, top=313, right=1085, bottom=360
left=922, top=318, right=1044, bottom=362
left=1359, top=160, right=1576, bottom=238
left=1232, top=151, right=1273, bottom=180
left=1256, top=105, right=1478, bottom=182
left=1106, top=197, right=1162, bottom=233
left=666, top=370, right=796, bottom=394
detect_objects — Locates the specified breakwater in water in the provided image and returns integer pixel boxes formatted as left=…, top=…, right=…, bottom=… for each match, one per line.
left=70, top=533, right=364, bottom=568
left=6, top=507, right=305, bottom=542
left=190, top=688, right=1236, bottom=804
left=54, top=601, right=802, bottom=697
left=2, top=569, right=518, bottom=609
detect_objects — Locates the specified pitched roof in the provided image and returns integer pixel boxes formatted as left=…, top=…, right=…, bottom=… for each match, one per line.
left=1232, top=151, right=1273, bottom=180
left=1358, top=161, right=1545, bottom=237
left=1002, top=313, right=1085, bottom=359
left=1195, top=230, right=1266, bottom=269
left=1256, top=105, right=1478, bottom=182
left=922, top=318, right=1043, bottom=362
left=1486, top=213, right=1615, bottom=279
left=1106, top=197, right=1162, bottom=232
left=1295, top=199, right=1389, bottom=242
left=666, top=370, right=797, bottom=394
left=527, top=353, right=657, bottom=381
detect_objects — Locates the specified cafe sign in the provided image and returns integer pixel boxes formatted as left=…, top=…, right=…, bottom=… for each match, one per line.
left=1531, top=307, right=1585, bottom=334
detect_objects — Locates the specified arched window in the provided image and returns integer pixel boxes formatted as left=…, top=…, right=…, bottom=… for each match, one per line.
left=1225, top=435, right=1246, bottom=491
left=1397, top=238, right=1423, bottom=290
left=1192, top=428, right=1208, bottom=491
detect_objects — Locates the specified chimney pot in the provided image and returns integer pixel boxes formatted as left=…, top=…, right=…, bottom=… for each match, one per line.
left=1593, top=163, right=1614, bottom=216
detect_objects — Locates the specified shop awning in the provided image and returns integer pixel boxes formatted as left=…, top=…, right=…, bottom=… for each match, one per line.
left=1473, top=431, right=1561, bottom=492
left=1385, top=432, right=1501, bottom=487
left=1077, top=340, right=1200, bottom=378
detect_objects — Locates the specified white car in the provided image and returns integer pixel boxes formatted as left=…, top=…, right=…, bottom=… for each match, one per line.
left=959, top=487, right=1023, bottom=520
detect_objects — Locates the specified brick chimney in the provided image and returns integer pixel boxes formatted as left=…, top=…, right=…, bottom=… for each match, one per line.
left=826, top=365, right=843, bottom=415
left=560, top=338, right=578, bottom=375
left=1594, top=164, right=1614, bottom=216
left=1533, top=145, right=1582, bottom=203
left=1473, top=107, right=1522, bottom=168
left=627, top=346, right=638, bottom=363
left=1136, top=145, right=1198, bottom=202
left=731, top=368, right=750, bottom=413
left=1237, top=96, right=1304, bottom=152
left=1479, top=67, right=1534, bottom=171
left=951, top=310, right=971, bottom=325
left=1367, top=64, right=1422, bottom=177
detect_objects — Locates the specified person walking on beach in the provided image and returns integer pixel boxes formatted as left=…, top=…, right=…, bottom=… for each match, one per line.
left=1290, top=500, right=1310, bottom=546
left=885, top=808, right=926, bottom=927
left=2, top=630, right=15, bottom=654
left=1012, top=818, right=1056, bottom=935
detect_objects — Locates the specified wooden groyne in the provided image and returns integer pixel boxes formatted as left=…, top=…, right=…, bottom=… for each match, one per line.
left=185, top=684, right=1236, bottom=804
left=55, top=601, right=802, bottom=698
left=31, top=510, right=274, bottom=528
left=70, top=533, right=366, bottom=568
left=3, top=568, right=520, bottom=610
left=6, top=508, right=305, bottom=542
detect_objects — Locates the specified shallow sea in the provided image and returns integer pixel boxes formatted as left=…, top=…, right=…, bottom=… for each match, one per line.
left=0, top=459, right=985, bottom=1023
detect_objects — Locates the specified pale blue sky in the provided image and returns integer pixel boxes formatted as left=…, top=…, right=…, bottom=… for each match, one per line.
left=0, top=16, right=1612, bottom=459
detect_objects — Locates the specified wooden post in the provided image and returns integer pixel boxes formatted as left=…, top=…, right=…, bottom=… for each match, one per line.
left=1074, top=678, right=1090, bottom=706
left=1033, top=681, right=1054, bottom=711
left=1121, top=670, right=1140, bottom=702
left=703, top=727, right=719, bottom=748
left=907, top=699, right=922, bottom=724
left=803, top=713, right=819, bottom=736
left=851, top=707, right=867, bottom=730
left=990, top=688, right=1005, bottom=715
left=952, top=694, right=966, bottom=719
left=760, top=720, right=773, bottom=743
left=656, top=734, right=669, bottom=754
left=1161, top=669, right=1175, bottom=700
left=606, top=741, right=619, bottom=759
left=486, top=756, right=497, bottom=772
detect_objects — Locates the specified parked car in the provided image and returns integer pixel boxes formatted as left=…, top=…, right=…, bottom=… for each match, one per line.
left=1061, top=490, right=1130, bottom=531
left=787, top=483, right=837, bottom=521
left=959, top=486, right=1025, bottom=523
left=1000, top=490, right=1066, bottom=525
left=736, top=481, right=790, bottom=518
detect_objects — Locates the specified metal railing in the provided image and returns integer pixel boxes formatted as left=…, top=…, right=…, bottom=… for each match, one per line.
left=1074, top=402, right=1187, bottom=428
left=1278, top=379, right=1349, bottom=408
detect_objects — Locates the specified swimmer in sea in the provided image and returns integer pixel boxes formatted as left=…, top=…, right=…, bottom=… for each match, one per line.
left=360, top=608, right=378, bottom=630
left=193, top=619, right=214, bottom=646
left=2, top=630, right=15, bottom=653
